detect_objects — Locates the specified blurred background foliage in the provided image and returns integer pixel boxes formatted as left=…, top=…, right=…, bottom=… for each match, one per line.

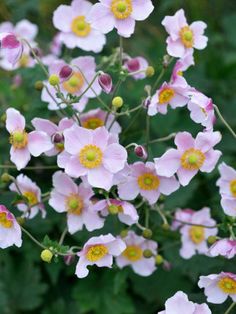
left=0, top=0, right=236, bottom=313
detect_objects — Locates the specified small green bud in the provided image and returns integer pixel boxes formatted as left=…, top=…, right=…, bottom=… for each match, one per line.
left=145, top=66, right=155, bottom=77
left=0, top=113, right=6, bottom=123
left=120, top=229, right=128, bottom=238
left=112, top=96, right=123, bottom=108
left=207, top=236, right=217, bottom=245
left=16, top=217, right=25, bottom=225
left=41, top=249, right=53, bottom=263
left=155, top=254, right=164, bottom=265
left=49, top=74, right=60, bottom=86
left=162, top=223, right=170, bottom=231
left=1, top=172, right=11, bottom=183
left=34, top=80, right=44, bottom=91
left=143, top=249, right=153, bottom=258
left=142, top=228, right=153, bottom=239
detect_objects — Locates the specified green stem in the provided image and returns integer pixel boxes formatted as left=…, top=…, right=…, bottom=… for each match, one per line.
left=145, top=115, right=150, bottom=157
left=119, top=36, right=123, bottom=70
left=59, top=227, right=68, bottom=246
left=0, top=165, right=58, bottom=170
left=145, top=207, right=149, bottom=228
left=147, top=132, right=176, bottom=145
left=224, top=302, right=236, bottom=314
left=154, top=206, right=168, bottom=226
left=166, top=213, right=219, bottom=229
left=214, top=104, right=236, bottom=139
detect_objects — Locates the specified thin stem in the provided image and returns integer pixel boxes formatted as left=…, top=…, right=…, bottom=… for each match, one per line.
left=145, top=207, right=149, bottom=228
left=167, top=214, right=219, bottom=229
left=214, top=104, right=236, bottom=139
left=154, top=206, right=168, bottom=226
left=224, top=302, right=236, bottom=314
left=21, top=226, right=46, bottom=250
left=147, top=132, right=176, bottom=145
left=145, top=114, right=150, bottom=157
left=119, top=36, right=123, bottom=70
left=59, top=227, right=68, bottom=245
left=0, top=165, right=58, bottom=170
left=136, top=222, right=146, bottom=231
left=152, top=68, right=165, bottom=92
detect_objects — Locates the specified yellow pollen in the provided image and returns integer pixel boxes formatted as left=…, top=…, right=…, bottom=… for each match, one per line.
left=66, top=194, right=84, bottom=215
left=71, top=16, right=91, bottom=37
left=137, top=173, right=160, bottom=191
left=55, top=142, right=64, bottom=152
left=19, top=54, right=29, bottom=67
left=82, top=117, right=104, bottom=130
left=86, top=244, right=108, bottom=262
left=177, top=70, right=183, bottom=76
left=218, top=277, right=236, bottom=294
left=0, top=212, right=13, bottom=229
left=230, top=180, right=236, bottom=197
left=181, top=148, right=205, bottom=170
left=189, top=226, right=205, bottom=244
left=123, top=245, right=143, bottom=262
left=63, top=72, right=84, bottom=94
left=159, top=88, right=175, bottom=104
left=179, top=26, right=194, bottom=48
left=79, top=144, right=103, bottom=169
left=23, top=191, right=38, bottom=206
left=111, top=0, right=132, bottom=19
left=10, top=130, right=28, bottom=149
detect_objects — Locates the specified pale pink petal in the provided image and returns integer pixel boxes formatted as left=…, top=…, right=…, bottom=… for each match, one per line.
left=174, top=132, right=195, bottom=151
left=52, top=171, right=78, bottom=195
left=65, top=156, right=87, bottom=178
left=88, top=3, right=115, bottom=34
left=200, top=150, right=221, bottom=173
left=49, top=191, right=67, bottom=213
left=103, top=143, right=127, bottom=173
left=195, top=131, right=221, bottom=153
left=10, top=146, right=31, bottom=170
left=92, top=126, right=109, bottom=150
left=67, top=214, right=83, bottom=234
left=28, top=131, right=53, bottom=156
left=115, top=17, right=135, bottom=38
left=159, top=176, right=180, bottom=195
left=155, top=149, right=181, bottom=177
left=118, top=178, right=139, bottom=200
left=31, top=118, right=57, bottom=135
left=87, top=167, right=113, bottom=190
left=166, top=38, right=186, bottom=58
left=131, top=0, right=154, bottom=21
left=64, top=125, right=92, bottom=155
left=53, top=5, right=74, bottom=32
left=177, top=167, right=198, bottom=186
left=6, top=108, right=25, bottom=133
left=83, top=210, right=104, bottom=231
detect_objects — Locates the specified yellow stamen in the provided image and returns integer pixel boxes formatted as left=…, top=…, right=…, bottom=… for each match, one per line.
left=86, top=244, right=108, bottom=262
left=230, top=180, right=236, bottom=197
left=71, top=16, right=91, bottom=37
left=159, top=88, right=175, bottom=104
left=137, top=173, right=160, bottom=190
left=82, top=117, right=104, bottom=130
left=23, top=191, right=38, bottom=206
left=63, top=72, right=84, bottom=94
left=19, top=54, right=30, bottom=67
left=66, top=194, right=84, bottom=215
left=179, top=26, right=194, bottom=48
left=0, top=212, right=13, bottom=228
left=10, top=130, right=28, bottom=149
left=79, top=144, right=103, bottom=169
left=189, top=226, right=205, bottom=244
left=111, top=0, right=132, bottom=19
left=218, top=277, right=236, bottom=294
left=181, top=148, right=205, bottom=170
left=123, top=245, right=143, bottom=262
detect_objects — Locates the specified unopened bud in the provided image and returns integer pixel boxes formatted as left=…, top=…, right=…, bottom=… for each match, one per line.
left=207, top=236, right=217, bottom=245
left=112, top=96, right=123, bottom=108
left=155, top=254, right=164, bottom=265
left=142, top=96, right=151, bottom=109
left=145, top=66, right=155, bottom=77
left=16, top=217, right=25, bottom=225
left=126, top=58, right=140, bottom=72
left=98, top=73, right=113, bottom=94
left=1, top=172, right=11, bottom=183
left=120, top=229, right=128, bottom=238
left=64, top=254, right=75, bottom=266
left=134, top=145, right=147, bottom=160
left=162, top=223, right=170, bottom=231
left=142, top=228, right=153, bottom=239
left=59, top=65, right=73, bottom=80
left=163, top=55, right=171, bottom=68
left=34, top=80, right=44, bottom=91
left=49, top=74, right=60, bottom=86
left=143, top=249, right=153, bottom=258
left=51, top=132, right=64, bottom=144
left=41, top=249, right=53, bottom=263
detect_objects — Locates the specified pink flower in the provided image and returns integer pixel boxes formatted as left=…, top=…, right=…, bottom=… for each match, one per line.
left=42, top=57, right=101, bottom=111
left=118, top=161, right=180, bottom=205
left=148, top=76, right=190, bottom=116
left=0, top=33, right=23, bottom=65
left=63, top=126, right=127, bottom=190
left=124, top=56, right=149, bottom=80
left=178, top=207, right=217, bottom=259
left=171, top=51, right=194, bottom=83
left=31, top=117, right=74, bottom=156
left=171, top=208, right=194, bottom=230
left=0, top=205, right=22, bottom=249
left=209, top=239, right=236, bottom=259
left=80, top=108, right=121, bottom=134
left=88, top=0, right=154, bottom=38
left=158, top=291, right=212, bottom=314
left=187, top=90, right=216, bottom=130
left=198, top=272, right=236, bottom=304
left=53, top=0, right=106, bottom=53
left=49, top=171, right=104, bottom=234
left=216, top=162, right=236, bottom=217
left=155, top=131, right=222, bottom=186
left=98, top=72, right=113, bottom=94
left=162, top=9, right=208, bottom=58
left=9, top=174, right=45, bottom=219
left=93, top=198, right=139, bottom=225
left=6, top=108, right=53, bottom=170
left=116, top=231, right=157, bottom=276
left=75, top=233, right=126, bottom=278
left=50, top=32, right=63, bottom=56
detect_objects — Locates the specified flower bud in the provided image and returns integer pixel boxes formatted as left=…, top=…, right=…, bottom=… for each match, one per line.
left=1, top=172, right=11, bottom=183
left=59, top=65, right=73, bottom=80
left=51, top=132, right=64, bottom=144
left=134, top=145, right=147, bottom=160
left=142, top=96, right=151, bottom=109
left=145, top=66, right=155, bottom=77
left=207, top=236, right=217, bottom=245
left=126, top=58, right=140, bottom=72
left=162, top=223, right=170, bottom=231
left=64, top=254, right=75, bottom=266
left=16, top=217, right=25, bottom=225
left=41, top=249, right=53, bottom=263
left=143, top=249, right=153, bottom=258
left=142, top=228, right=153, bottom=239
left=120, top=229, right=128, bottom=238
left=49, top=74, right=60, bottom=86
left=34, top=80, right=44, bottom=91
left=112, top=96, right=123, bottom=108
left=98, top=73, right=113, bottom=94
left=155, top=254, right=164, bottom=265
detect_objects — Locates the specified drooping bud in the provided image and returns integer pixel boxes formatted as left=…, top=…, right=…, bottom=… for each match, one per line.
left=112, top=96, right=123, bottom=108
left=134, top=145, right=148, bottom=160
left=126, top=58, right=140, bottom=72
left=59, top=65, right=73, bottom=80
left=145, top=66, right=155, bottom=77
left=120, top=229, right=128, bottom=238
left=1, top=172, right=12, bottom=183
left=207, top=236, right=217, bottom=245
left=155, top=254, right=164, bottom=265
left=64, top=254, right=75, bottom=266
left=143, top=249, right=153, bottom=258
left=34, top=80, right=44, bottom=91
left=142, top=228, right=153, bottom=239
left=98, top=73, right=113, bottom=94
left=40, top=249, right=53, bottom=263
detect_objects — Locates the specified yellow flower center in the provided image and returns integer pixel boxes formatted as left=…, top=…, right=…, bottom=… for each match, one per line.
left=66, top=194, right=84, bottom=215
left=82, top=118, right=104, bottom=130
left=71, top=16, right=91, bottom=37
left=86, top=244, right=108, bottom=262
left=10, top=130, right=28, bottom=149
left=0, top=212, right=13, bottom=229
left=177, top=70, right=183, bottom=76
left=123, top=245, right=143, bottom=262
left=230, top=180, right=236, bottom=197
left=23, top=191, right=38, bottom=206
left=179, top=26, right=194, bottom=48
left=55, top=142, right=64, bottom=152
left=111, top=0, right=132, bottom=19
left=189, top=226, right=205, bottom=244
left=218, top=277, right=236, bottom=294
left=63, top=72, right=84, bottom=94
left=79, top=144, right=103, bottom=169
left=108, top=204, right=123, bottom=214
left=181, top=148, right=205, bottom=170
left=137, top=173, right=160, bottom=190
left=159, top=88, right=175, bottom=104
left=19, top=54, right=30, bottom=67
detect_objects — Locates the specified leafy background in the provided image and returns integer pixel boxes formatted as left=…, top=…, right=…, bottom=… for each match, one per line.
left=0, top=0, right=236, bottom=313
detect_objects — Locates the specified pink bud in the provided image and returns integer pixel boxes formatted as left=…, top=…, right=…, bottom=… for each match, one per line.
left=126, top=58, right=140, bottom=72
left=64, top=254, right=75, bottom=266
left=163, top=260, right=172, bottom=271
left=51, top=132, right=64, bottom=144
left=142, top=96, right=151, bottom=109
left=1, top=34, right=20, bottom=49
left=59, top=65, right=73, bottom=80
left=134, top=145, right=147, bottom=159
left=98, top=73, right=113, bottom=94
